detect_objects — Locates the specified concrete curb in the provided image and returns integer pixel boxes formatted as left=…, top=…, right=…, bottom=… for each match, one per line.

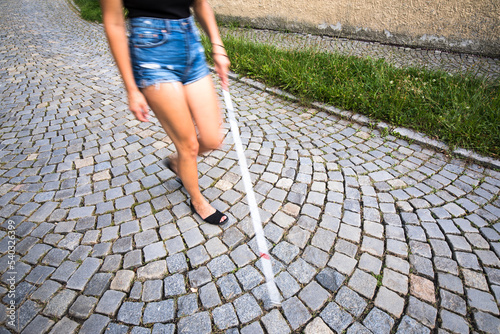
left=67, top=0, right=80, bottom=12
left=216, top=68, right=500, bottom=170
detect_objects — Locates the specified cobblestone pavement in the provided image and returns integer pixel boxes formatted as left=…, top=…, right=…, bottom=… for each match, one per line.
left=220, top=28, right=500, bottom=82
left=1, top=0, right=500, bottom=333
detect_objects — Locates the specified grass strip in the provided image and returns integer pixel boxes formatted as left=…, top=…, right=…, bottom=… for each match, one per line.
left=73, top=0, right=102, bottom=22
left=204, top=35, right=499, bottom=158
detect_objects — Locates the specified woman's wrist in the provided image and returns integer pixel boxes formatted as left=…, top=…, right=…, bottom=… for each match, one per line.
left=212, top=42, right=225, bottom=49
left=213, top=53, right=229, bottom=58
left=126, top=88, right=142, bottom=98
left=211, top=42, right=225, bottom=53
left=211, top=42, right=227, bottom=58
left=125, top=83, right=140, bottom=94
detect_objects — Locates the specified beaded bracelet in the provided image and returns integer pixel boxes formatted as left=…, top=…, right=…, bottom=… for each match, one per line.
left=212, top=53, right=229, bottom=58
left=212, top=43, right=225, bottom=49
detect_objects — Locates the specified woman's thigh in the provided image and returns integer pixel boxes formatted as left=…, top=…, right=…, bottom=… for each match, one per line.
left=141, top=82, right=198, bottom=151
left=184, top=75, right=223, bottom=149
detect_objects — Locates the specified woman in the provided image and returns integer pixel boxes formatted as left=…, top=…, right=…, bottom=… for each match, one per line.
left=101, top=0, right=230, bottom=224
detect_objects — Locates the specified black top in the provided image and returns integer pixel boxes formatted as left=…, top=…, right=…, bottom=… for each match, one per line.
left=124, top=0, right=195, bottom=19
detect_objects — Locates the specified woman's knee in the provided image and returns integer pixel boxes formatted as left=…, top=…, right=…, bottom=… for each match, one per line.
left=178, top=136, right=200, bottom=158
left=199, top=133, right=222, bottom=151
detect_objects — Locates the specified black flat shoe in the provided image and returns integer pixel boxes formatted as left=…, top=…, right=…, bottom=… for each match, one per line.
left=190, top=201, right=229, bottom=225
left=163, top=158, right=183, bottom=185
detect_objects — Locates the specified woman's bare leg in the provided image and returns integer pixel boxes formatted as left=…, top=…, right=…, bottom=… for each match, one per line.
left=185, top=75, right=223, bottom=154
left=141, top=79, right=226, bottom=223
left=167, top=75, right=223, bottom=167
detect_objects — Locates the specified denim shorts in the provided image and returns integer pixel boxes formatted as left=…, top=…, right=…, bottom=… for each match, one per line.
left=128, top=16, right=210, bottom=88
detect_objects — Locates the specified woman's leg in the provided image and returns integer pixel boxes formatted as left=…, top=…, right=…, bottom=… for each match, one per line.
left=167, top=75, right=223, bottom=170
left=184, top=75, right=223, bottom=154
left=141, top=80, right=226, bottom=223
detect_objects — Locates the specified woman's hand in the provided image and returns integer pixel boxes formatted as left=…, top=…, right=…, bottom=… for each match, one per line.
left=213, top=52, right=230, bottom=91
left=128, top=90, right=150, bottom=122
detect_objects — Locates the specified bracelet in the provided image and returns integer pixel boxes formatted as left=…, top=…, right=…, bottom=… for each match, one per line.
left=212, top=53, right=229, bottom=58
left=212, top=43, right=225, bottom=49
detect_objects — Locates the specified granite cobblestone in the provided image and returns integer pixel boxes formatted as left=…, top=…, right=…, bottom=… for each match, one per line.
left=0, top=1, right=499, bottom=332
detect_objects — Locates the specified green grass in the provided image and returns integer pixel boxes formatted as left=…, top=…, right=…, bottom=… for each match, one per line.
left=72, top=3, right=500, bottom=158
left=73, top=0, right=102, bottom=22
left=204, top=35, right=500, bottom=158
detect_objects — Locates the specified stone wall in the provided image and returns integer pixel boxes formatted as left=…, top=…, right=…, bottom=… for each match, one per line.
left=209, top=0, right=500, bottom=57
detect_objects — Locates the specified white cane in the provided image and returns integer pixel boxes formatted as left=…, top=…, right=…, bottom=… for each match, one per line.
left=223, top=89, right=281, bottom=306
